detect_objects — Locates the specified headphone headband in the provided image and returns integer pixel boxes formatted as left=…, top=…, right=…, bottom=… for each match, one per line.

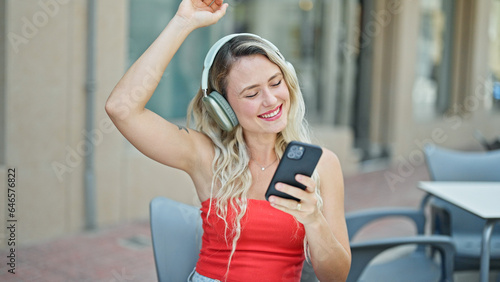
left=199, top=33, right=288, bottom=131
left=200, top=33, right=283, bottom=92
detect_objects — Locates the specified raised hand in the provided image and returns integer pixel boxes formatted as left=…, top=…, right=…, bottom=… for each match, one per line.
left=175, top=0, right=229, bottom=30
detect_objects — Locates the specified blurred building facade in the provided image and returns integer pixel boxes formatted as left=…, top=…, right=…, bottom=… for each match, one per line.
left=1, top=0, right=499, bottom=245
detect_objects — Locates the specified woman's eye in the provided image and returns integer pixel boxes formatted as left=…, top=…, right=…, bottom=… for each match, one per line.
left=245, top=93, right=258, bottom=98
left=272, top=80, right=282, bottom=87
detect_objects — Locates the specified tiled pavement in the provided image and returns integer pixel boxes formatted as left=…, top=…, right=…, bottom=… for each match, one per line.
left=0, top=221, right=157, bottom=282
left=0, top=164, right=496, bottom=281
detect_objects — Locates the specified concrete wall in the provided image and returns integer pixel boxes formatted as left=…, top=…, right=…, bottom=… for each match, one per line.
left=0, top=0, right=199, bottom=246
left=389, top=0, right=500, bottom=154
left=378, top=0, right=500, bottom=190
left=3, top=0, right=89, bottom=245
left=0, top=0, right=128, bottom=246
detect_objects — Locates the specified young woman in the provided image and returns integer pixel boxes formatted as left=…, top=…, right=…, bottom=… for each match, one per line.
left=105, top=0, right=351, bottom=281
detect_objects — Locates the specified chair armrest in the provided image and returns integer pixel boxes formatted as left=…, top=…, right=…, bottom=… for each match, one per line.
left=348, top=235, right=455, bottom=282
left=346, top=208, right=426, bottom=240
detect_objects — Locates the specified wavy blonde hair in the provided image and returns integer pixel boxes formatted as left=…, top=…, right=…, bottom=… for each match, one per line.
left=187, top=35, right=322, bottom=276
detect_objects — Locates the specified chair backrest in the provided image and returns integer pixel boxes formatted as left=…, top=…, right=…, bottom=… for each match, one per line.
left=424, top=144, right=500, bottom=234
left=424, top=144, right=500, bottom=182
left=150, top=197, right=203, bottom=282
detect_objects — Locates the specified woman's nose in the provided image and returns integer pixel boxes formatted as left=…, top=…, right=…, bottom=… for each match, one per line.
left=262, top=88, right=278, bottom=106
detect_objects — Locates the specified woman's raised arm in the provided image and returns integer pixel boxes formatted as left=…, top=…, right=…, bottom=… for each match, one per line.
left=105, top=0, right=228, bottom=173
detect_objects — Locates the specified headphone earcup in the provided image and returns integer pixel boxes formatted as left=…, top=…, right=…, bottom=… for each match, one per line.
left=202, top=91, right=239, bottom=131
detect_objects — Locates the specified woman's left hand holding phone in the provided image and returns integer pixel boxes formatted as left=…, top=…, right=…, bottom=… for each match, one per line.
left=269, top=174, right=322, bottom=226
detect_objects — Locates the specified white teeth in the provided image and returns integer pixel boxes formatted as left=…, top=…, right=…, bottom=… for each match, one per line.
left=261, top=107, right=280, bottom=118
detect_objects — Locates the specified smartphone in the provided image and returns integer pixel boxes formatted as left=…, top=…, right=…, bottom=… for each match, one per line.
left=265, top=141, right=323, bottom=202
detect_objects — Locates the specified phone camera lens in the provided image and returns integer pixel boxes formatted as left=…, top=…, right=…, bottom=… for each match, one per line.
left=287, top=145, right=304, bottom=159
left=295, top=150, right=303, bottom=159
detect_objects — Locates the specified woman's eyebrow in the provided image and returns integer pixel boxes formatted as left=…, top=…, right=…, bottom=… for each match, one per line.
left=238, top=72, right=283, bottom=96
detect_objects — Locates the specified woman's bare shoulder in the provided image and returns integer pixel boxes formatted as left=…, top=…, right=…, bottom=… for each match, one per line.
left=317, top=147, right=344, bottom=195
left=317, top=147, right=342, bottom=173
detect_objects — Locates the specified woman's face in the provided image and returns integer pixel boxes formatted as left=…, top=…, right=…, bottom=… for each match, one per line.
left=225, top=54, right=290, bottom=136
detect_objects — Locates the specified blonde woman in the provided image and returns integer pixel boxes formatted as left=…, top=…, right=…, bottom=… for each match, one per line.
left=105, top=0, right=351, bottom=281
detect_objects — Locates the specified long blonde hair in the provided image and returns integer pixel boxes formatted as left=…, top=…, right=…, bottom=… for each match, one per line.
left=187, top=34, right=322, bottom=276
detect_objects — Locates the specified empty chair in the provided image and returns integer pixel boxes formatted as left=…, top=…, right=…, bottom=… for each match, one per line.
left=345, top=208, right=455, bottom=282
left=304, top=207, right=455, bottom=282
left=474, top=130, right=500, bottom=151
left=424, top=143, right=500, bottom=271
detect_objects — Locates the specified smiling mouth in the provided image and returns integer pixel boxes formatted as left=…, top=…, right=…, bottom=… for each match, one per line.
left=258, top=105, right=282, bottom=119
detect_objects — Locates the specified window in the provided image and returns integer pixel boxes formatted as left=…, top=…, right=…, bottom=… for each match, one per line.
left=129, top=0, right=228, bottom=120
left=412, top=0, right=454, bottom=122
left=128, top=0, right=356, bottom=126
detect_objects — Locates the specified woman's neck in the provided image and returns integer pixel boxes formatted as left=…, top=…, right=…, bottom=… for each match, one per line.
left=244, top=132, right=278, bottom=165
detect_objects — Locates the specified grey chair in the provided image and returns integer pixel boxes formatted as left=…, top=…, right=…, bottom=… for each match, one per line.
left=302, top=207, right=455, bottom=282
left=345, top=208, right=455, bottom=282
left=474, top=130, right=500, bottom=151
left=424, top=144, right=500, bottom=271
left=150, top=197, right=202, bottom=282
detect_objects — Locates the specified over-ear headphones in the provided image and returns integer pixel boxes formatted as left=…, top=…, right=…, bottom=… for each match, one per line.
left=201, top=33, right=287, bottom=131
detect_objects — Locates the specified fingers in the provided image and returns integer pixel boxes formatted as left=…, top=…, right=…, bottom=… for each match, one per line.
left=201, top=0, right=225, bottom=10
left=178, top=0, right=228, bottom=29
left=269, top=174, right=318, bottom=212
left=274, top=175, right=316, bottom=199
left=202, top=0, right=214, bottom=6
left=199, top=0, right=228, bottom=20
left=202, top=0, right=216, bottom=9
left=269, top=179, right=320, bottom=225
left=208, top=0, right=223, bottom=7
left=212, top=2, right=228, bottom=17
left=269, top=191, right=320, bottom=227
left=296, top=174, right=316, bottom=193
left=270, top=197, right=303, bottom=214
left=274, top=183, right=307, bottom=202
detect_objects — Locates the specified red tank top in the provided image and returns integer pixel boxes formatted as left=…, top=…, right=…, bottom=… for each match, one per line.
left=195, top=199, right=306, bottom=282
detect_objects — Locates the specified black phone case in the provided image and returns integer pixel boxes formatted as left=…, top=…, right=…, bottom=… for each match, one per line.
left=265, top=141, right=323, bottom=202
